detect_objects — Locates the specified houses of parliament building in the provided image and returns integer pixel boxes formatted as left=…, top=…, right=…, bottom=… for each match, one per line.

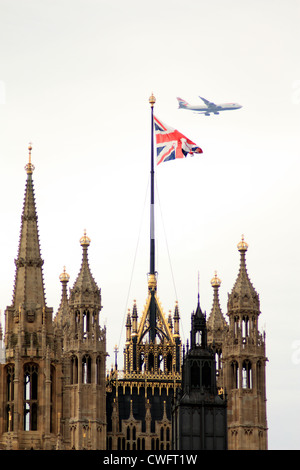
left=0, top=144, right=268, bottom=451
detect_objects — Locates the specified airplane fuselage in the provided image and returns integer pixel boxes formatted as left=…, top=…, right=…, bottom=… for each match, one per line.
left=177, top=97, right=242, bottom=115
left=184, top=104, right=241, bottom=111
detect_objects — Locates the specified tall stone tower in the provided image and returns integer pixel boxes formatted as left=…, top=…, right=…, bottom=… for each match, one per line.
left=55, top=232, right=107, bottom=450
left=218, top=237, right=268, bottom=450
left=0, top=145, right=61, bottom=449
left=172, top=296, right=227, bottom=450
left=0, top=147, right=107, bottom=450
left=106, top=276, right=182, bottom=451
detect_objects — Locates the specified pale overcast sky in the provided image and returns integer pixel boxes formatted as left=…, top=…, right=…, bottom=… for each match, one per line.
left=0, top=0, right=299, bottom=450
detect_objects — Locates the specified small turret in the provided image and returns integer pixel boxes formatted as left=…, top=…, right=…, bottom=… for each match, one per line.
left=173, top=301, right=180, bottom=337
left=207, top=271, right=227, bottom=336
left=131, top=300, right=138, bottom=335
left=125, top=309, right=132, bottom=344
left=190, top=294, right=207, bottom=349
left=227, top=235, right=260, bottom=316
left=69, top=231, right=101, bottom=310
left=55, top=266, right=70, bottom=330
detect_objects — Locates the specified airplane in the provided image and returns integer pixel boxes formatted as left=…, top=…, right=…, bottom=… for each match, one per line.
left=177, top=96, right=242, bottom=115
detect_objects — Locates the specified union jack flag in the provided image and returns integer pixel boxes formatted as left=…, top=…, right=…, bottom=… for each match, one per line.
left=154, top=116, right=203, bottom=165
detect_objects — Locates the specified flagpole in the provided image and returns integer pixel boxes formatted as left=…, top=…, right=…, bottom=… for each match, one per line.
left=149, top=93, right=156, bottom=276
left=149, top=93, right=156, bottom=343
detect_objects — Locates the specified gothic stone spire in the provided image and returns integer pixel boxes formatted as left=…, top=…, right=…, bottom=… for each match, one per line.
left=4, top=145, right=54, bottom=359
left=207, top=271, right=227, bottom=334
left=55, top=266, right=70, bottom=330
left=69, top=231, right=101, bottom=310
left=10, top=145, right=49, bottom=318
left=227, top=235, right=260, bottom=315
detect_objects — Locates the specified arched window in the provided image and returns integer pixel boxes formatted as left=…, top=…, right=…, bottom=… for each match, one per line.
left=166, top=353, right=172, bottom=372
left=195, top=330, right=202, bottom=346
left=6, top=364, right=14, bottom=402
left=242, top=360, right=252, bottom=389
left=75, top=310, right=80, bottom=334
left=6, top=364, right=14, bottom=432
left=202, top=362, right=211, bottom=388
left=140, top=352, right=145, bottom=372
left=92, top=310, right=98, bottom=327
left=215, top=349, right=222, bottom=375
left=82, top=355, right=91, bottom=384
left=50, top=366, right=55, bottom=433
left=234, top=316, right=239, bottom=336
left=23, top=363, right=38, bottom=431
left=231, top=361, right=239, bottom=389
left=257, top=360, right=262, bottom=390
left=158, top=353, right=164, bottom=372
left=83, top=310, right=90, bottom=338
left=148, top=353, right=154, bottom=372
left=191, top=361, right=200, bottom=388
left=71, top=356, right=78, bottom=384
left=96, top=356, right=101, bottom=385
left=242, top=316, right=249, bottom=338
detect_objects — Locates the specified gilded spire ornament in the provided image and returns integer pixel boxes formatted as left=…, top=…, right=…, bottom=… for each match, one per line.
left=80, top=229, right=91, bottom=247
left=25, top=142, right=35, bottom=174
left=59, top=266, right=70, bottom=283
left=237, top=234, right=248, bottom=252
left=211, top=271, right=221, bottom=288
left=149, top=92, right=156, bottom=107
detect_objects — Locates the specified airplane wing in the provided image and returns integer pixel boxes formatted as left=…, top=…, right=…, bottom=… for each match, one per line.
left=199, top=96, right=217, bottom=108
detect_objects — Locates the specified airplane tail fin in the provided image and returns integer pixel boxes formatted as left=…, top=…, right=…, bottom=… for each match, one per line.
left=177, top=97, right=189, bottom=108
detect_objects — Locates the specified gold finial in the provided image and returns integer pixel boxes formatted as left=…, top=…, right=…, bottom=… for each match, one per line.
left=149, top=93, right=156, bottom=107
left=80, top=229, right=91, bottom=247
left=25, top=142, right=35, bottom=174
left=148, top=273, right=157, bottom=291
left=237, top=234, right=248, bottom=252
left=211, top=270, right=221, bottom=287
left=59, top=266, right=70, bottom=283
